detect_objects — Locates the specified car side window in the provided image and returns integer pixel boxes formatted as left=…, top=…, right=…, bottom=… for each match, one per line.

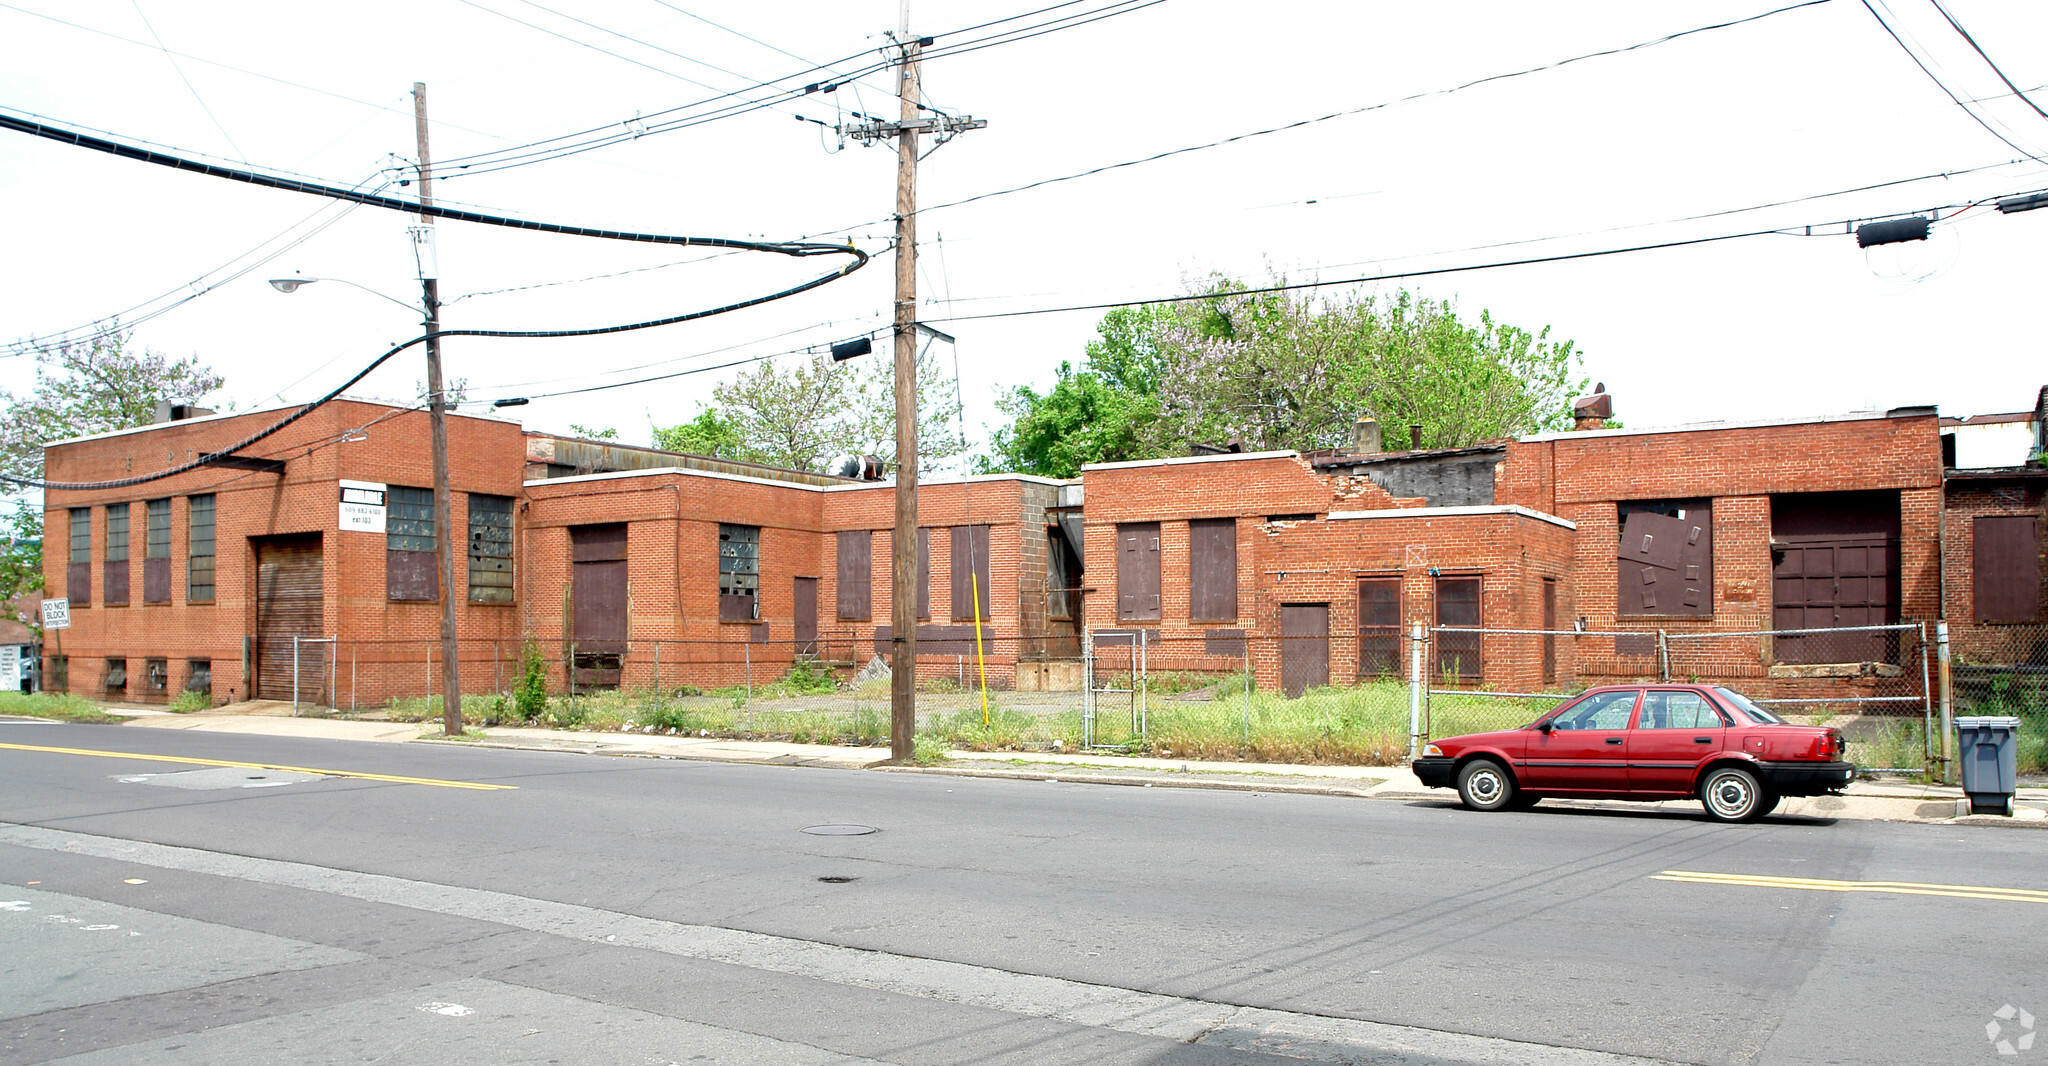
left=1637, top=691, right=1723, bottom=729
left=1553, top=691, right=1638, bottom=730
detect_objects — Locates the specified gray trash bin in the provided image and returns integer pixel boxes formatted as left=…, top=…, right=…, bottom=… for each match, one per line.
left=1955, top=715, right=2021, bottom=816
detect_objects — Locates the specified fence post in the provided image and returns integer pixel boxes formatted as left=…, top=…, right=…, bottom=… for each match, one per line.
left=654, top=641, right=662, bottom=718
left=1408, top=622, right=1425, bottom=757
left=1656, top=629, right=1670, bottom=682
left=1936, top=620, right=1954, bottom=785
left=292, top=635, right=301, bottom=716
left=1082, top=626, right=1094, bottom=749
left=350, top=645, right=357, bottom=712
left=744, top=641, right=751, bottom=703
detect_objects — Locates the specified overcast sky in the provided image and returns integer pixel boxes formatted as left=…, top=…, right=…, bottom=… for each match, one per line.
left=3, top=0, right=2044, bottom=471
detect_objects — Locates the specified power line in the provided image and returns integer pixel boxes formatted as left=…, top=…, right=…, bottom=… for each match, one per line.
left=1858, top=0, right=2048, bottom=164
left=1925, top=0, right=2048, bottom=124
left=925, top=184, right=2010, bottom=326
left=1, top=116, right=871, bottom=492
left=125, top=0, right=247, bottom=161
left=916, top=0, right=1838, bottom=217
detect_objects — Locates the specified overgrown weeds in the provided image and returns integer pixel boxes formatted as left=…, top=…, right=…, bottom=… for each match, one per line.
left=0, top=692, right=121, bottom=723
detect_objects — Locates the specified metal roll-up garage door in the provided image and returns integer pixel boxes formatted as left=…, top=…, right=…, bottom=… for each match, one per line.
left=255, top=534, right=324, bottom=701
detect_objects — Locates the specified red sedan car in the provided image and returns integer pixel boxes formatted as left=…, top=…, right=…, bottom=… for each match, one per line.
left=1411, top=684, right=1853, bottom=822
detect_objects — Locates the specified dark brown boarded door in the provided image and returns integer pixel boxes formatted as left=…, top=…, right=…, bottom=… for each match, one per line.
left=1974, top=516, right=2040, bottom=622
left=793, top=577, right=818, bottom=656
left=1280, top=603, right=1329, bottom=698
left=951, top=525, right=992, bottom=622
left=1188, top=518, right=1237, bottom=621
left=254, top=534, right=323, bottom=701
left=836, top=531, right=870, bottom=621
left=1117, top=522, right=1161, bottom=621
left=571, top=524, right=628, bottom=686
left=1771, top=492, right=1900, bottom=664
left=1357, top=578, right=1401, bottom=679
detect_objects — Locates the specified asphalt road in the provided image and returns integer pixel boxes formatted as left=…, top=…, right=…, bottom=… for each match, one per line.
left=1, top=718, right=2040, bottom=1066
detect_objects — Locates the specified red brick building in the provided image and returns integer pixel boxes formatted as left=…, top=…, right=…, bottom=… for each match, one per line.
left=37, top=392, right=2044, bottom=705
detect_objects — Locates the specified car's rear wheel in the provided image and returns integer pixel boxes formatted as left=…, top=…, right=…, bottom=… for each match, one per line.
left=1699, top=766, right=1768, bottom=822
left=1456, top=759, right=1516, bottom=812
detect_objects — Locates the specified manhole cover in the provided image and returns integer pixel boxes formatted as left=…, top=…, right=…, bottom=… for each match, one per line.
left=800, top=824, right=877, bottom=836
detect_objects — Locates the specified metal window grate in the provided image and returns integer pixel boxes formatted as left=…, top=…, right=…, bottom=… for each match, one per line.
left=69, top=508, right=90, bottom=563
left=145, top=499, right=171, bottom=559
left=105, top=504, right=129, bottom=562
left=387, top=486, right=435, bottom=554
left=719, top=524, right=759, bottom=620
left=188, top=494, right=215, bottom=601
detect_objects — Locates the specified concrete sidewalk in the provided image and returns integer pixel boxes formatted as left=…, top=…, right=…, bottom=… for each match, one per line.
left=93, top=706, right=2048, bottom=826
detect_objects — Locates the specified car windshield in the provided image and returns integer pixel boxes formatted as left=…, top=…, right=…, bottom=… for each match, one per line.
left=1715, top=686, right=1786, bottom=724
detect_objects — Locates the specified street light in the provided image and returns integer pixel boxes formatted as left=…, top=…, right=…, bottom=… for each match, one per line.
left=268, top=275, right=424, bottom=314
left=268, top=266, right=461, bottom=737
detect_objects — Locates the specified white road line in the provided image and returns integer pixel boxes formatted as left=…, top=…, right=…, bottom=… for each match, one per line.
left=0, top=823, right=1662, bottom=1066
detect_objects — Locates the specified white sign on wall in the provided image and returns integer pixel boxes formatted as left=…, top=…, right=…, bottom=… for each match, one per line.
left=40, top=598, right=69, bottom=630
left=340, top=480, right=388, bottom=534
left=0, top=645, right=18, bottom=690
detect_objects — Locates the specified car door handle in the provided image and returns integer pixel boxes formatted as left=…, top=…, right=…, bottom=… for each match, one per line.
left=1694, top=737, right=1713, bottom=744
left=1605, top=737, right=1624, bottom=745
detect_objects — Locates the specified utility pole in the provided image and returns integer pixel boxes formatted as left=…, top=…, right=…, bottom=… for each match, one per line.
left=848, top=10, right=985, bottom=762
left=413, top=82, right=463, bottom=739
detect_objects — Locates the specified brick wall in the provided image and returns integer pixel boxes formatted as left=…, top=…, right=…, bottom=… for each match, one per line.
left=1942, top=477, right=2048, bottom=664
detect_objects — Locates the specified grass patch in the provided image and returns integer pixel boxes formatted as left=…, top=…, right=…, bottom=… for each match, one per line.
left=168, top=689, right=211, bottom=713
left=0, top=692, right=121, bottom=723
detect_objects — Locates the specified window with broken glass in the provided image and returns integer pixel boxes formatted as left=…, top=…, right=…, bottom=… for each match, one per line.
left=719, top=524, right=759, bottom=621
left=467, top=494, right=514, bottom=604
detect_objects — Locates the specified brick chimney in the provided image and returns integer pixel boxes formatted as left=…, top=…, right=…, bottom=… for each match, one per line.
left=1348, top=416, right=1381, bottom=454
left=1573, top=383, right=1612, bottom=431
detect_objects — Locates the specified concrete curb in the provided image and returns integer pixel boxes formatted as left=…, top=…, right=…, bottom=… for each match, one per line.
left=872, top=764, right=1381, bottom=798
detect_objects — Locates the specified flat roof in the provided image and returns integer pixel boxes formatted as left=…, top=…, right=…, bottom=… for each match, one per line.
left=1327, top=504, right=1577, bottom=530
left=1083, top=449, right=1300, bottom=472
left=526, top=466, right=1066, bottom=492
left=1517, top=408, right=1928, bottom=444
left=44, top=395, right=519, bottom=448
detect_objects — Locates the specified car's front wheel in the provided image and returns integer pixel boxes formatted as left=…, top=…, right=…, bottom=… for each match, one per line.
left=1699, top=766, right=1769, bottom=822
left=1456, top=759, right=1516, bottom=812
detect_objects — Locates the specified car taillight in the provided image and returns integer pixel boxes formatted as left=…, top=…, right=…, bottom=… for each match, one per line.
left=1820, top=730, right=1845, bottom=757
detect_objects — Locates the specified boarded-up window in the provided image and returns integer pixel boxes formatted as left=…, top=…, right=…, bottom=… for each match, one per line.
left=952, top=525, right=992, bottom=623
left=187, top=494, right=215, bottom=603
left=387, top=486, right=437, bottom=600
left=467, top=494, right=514, bottom=603
left=1188, top=518, right=1237, bottom=621
left=104, top=503, right=129, bottom=605
left=719, top=524, right=759, bottom=621
left=1117, top=521, right=1161, bottom=622
left=1974, top=515, right=2041, bottom=623
left=104, top=657, right=127, bottom=695
left=1358, top=577, right=1401, bottom=679
left=144, top=498, right=171, bottom=604
left=1617, top=499, right=1711, bottom=617
left=1435, top=576, right=1482, bottom=681
left=837, top=530, right=871, bottom=621
left=67, top=507, right=90, bottom=607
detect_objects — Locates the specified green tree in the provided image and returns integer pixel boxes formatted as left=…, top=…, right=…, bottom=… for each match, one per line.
left=0, top=329, right=225, bottom=483
left=650, top=407, right=746, bottom=458
left=0, top=329, right=224, bottom=606
left=650, top=348, right=966, bottom=475
left=987, top=279, right=1587, bottom=475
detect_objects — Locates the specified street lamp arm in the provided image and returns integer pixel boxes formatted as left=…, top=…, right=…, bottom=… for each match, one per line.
left=269, top=276, right=424, bottom=315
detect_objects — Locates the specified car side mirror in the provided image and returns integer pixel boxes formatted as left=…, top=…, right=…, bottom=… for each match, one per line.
left=1536, top=719, right=1554, bottom=734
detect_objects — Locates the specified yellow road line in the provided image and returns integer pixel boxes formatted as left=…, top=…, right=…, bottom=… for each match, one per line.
left=0, top=742, right=516, bottom=791
left=1655, top=870, right=2048, bottom=904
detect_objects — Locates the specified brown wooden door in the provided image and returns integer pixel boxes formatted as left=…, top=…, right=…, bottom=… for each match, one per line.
left=571, top=524, right=627, bottom=686
left=1116, top=522, right=1161, bottom=621
left=1280, top=603, right=1329, bottom=698
left=1542, top=578, right=1558, bottom=685
left=254, top=534, right=323, bottom=701
left=793, top=577, right=818, bottom=656
left=1773, top=538, right=1897, bottom=663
